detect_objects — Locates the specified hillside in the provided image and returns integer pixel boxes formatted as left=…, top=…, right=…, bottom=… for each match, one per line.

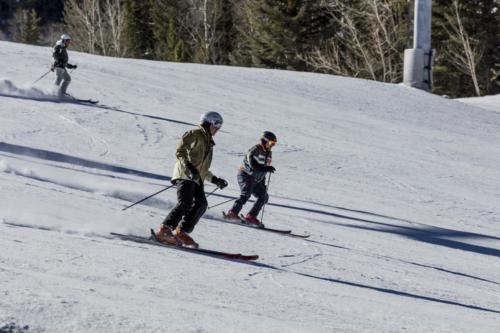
left=1, top=41, right=499, bottom=333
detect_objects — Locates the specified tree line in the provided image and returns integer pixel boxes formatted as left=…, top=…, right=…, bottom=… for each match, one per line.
left=1, top=0, right=498, bottom=98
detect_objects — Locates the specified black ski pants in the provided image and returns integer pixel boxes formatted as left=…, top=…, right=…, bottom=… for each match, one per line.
left=231, top=170, right=268, bottom=217
left=163, top=179, right=207, bottom=233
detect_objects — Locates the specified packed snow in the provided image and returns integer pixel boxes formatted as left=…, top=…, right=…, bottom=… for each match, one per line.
left=458, top=94, right=500, bottom=113
left=0, top=41, right=499, bottom=333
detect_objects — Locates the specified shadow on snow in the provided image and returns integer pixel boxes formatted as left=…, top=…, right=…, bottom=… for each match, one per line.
left=0, top=141, right=169, bottom=182
left=2, top=142, right=499, bottom=260
left=0, top=93, right=197, bottom=126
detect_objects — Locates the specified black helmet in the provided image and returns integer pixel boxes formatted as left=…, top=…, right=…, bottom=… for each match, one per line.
left=261, top=131, right=277, bottom=147
left=262, top=131, right=277, bottom=142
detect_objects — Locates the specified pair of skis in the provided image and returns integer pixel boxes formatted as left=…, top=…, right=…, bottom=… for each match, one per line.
left=111, top=215, right=308, bottom=262
left=75, top=98, right=99, bottom=104
left=221, top=212, right=310, bottom=239
left=111, top=229, right=259, bottom=261
left=62, top=94, right=99, bottom=105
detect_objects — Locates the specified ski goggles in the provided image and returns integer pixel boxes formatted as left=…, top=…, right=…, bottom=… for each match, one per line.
left=266, top=140, right=277, bottom=147
left=212, top=120, right=223, bottom=129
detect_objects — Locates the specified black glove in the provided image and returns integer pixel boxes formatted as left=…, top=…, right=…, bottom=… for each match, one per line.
left=186, top=163, right=200, bottom=180
left=50, top=64, right=54, bottom=72
left=212, top=176, right=228, bottom=189
left=262, top=165, right=276, bottom=173
left=67, top=64, right=77, bottom=69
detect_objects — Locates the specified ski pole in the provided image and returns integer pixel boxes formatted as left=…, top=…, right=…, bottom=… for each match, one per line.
left=205, top=187, right=218, bottom=199
left=260, top=172, right=271, bottom=224
left=208, top=197, right=236, bottom=210
left=31, top=69, right=52, bottom=86
left=122, top=184, right=175, bottom=211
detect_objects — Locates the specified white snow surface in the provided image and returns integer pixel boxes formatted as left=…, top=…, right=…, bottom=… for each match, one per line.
left=457, top=94, right=500, bottom=113
left=0, top=41, right=499, bottom=333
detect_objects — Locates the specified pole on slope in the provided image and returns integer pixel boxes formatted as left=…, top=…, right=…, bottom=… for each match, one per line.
left=205, top=187, right=218, bottom=199
left=122, top=185, right=175, bottom=211
left=208, top=197, right=236, bottom=210
left=259, top=172, right=271, bottom=224
left=31, top=69, right=52, bottom=86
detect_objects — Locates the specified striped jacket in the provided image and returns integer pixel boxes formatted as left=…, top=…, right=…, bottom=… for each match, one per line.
left=240, top=144, right=272, bottom=182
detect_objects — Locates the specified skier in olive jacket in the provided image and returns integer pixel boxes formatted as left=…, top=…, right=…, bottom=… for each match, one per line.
left=224, top=131, right=277, bottom=226
left=155, top=111, right=228, bottom=248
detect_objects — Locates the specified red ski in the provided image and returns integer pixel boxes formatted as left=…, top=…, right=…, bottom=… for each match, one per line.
left=110, top=230, right=259, bottom=261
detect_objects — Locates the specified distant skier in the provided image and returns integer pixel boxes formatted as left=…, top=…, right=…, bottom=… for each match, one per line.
left=155, top=111, right=228, bottom=248
left=52, top=34, right=77, bottom=97
left=224, top=131, right=277, bottom=226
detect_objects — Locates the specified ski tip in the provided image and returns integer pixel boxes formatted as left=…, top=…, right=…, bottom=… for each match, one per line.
left=246, top=255, right=259, bottom=261
left=76, top=98, right=99, bottom=104
left=295, top=234, right=310, bottom=239
left=230, top=254, right=259, bottom=261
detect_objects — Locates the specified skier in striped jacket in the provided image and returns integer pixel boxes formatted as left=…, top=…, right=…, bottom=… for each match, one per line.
left=224, top=131, right=277, bottom=226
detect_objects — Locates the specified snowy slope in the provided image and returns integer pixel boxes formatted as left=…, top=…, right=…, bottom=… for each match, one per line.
left=458, top=94, right=500, bottom=113
left=0, top=41, right=499, bottom=333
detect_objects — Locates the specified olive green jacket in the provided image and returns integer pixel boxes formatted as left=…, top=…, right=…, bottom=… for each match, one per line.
left=171, top=125, right=215, bottom=186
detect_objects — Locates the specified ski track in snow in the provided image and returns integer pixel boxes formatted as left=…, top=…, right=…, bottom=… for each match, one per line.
left=56, top=114, right=109, bottom=157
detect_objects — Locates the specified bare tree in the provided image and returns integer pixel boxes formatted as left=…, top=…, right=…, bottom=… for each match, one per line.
left=180, top=0, right=224, bottom=64
left=64, top=0, right=98, bottom=54
left=304, top=0, right=408, bottom=83
left=64, top=0, right=125, bottom=56
left=104, top=0, right=126, bottom=56
left=442, top=0, right=484, bottom=96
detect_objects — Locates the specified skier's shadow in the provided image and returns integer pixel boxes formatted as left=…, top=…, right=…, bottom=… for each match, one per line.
left=331, top=219, right=500, bottom=258
left=0, top=141, right=169, bottom=182
left=288, top=270, right=500, bottom=314
left=88, top=102, right=197, bottom=126
left=0, top=93, right=196, bottom=126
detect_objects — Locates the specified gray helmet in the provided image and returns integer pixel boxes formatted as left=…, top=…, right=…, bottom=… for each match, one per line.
left=200, top=111, right=223, bottom=128
left=60, top=34, right=72, bottom=41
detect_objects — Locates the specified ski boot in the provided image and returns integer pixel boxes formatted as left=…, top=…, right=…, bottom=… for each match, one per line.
left=244, top=214, right=264, bottom=228
left=223, top=210, right=239, bottom=220
left=174, top=227, right=199, bottom=249
left=155, top=224, right=181, bottom=246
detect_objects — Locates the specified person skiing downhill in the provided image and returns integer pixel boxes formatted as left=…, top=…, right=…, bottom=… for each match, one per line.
left=155, top=111, right=228, bottom=248
left=52, top=34, right=77, bottom=97
left=224, top=131, right=277, bottom=226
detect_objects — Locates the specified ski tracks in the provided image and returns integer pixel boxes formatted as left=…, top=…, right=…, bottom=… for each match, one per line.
left=382, top=175, right=434, bottom=204
left=56, top=114, right=110, bottom=157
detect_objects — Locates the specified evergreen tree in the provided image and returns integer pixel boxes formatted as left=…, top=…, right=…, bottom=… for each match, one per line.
left=247, top=0, right=330, bottom=71
left=213, top=0, right=235, bottom=65
left=20, top=0, right=64, bottom=24
left=123, top=0, right=154, bottom=59
left=150, top=0, right=177, bottom=61
left=20, top=8, right=41, bottom=44
left=226, top=0, right=253, bottom=66
left=10, top=8, right=41, bottom=44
